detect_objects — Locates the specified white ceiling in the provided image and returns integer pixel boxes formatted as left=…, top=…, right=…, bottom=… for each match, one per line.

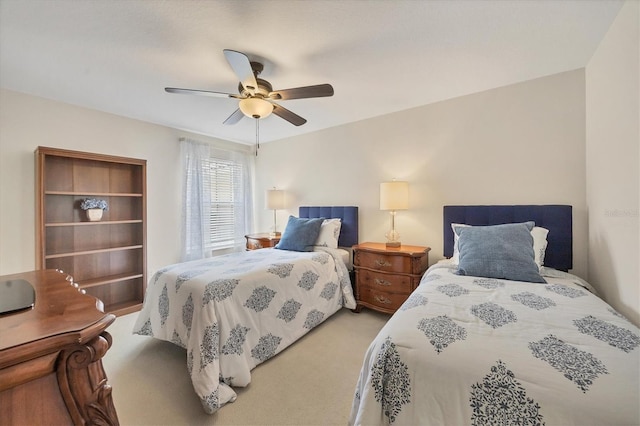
left=0, top=0, right=623, bottom=145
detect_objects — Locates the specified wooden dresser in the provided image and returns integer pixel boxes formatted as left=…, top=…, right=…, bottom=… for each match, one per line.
left=353, top=242, right=430, bottom=314
left=0, top=269, right=119, bottom=425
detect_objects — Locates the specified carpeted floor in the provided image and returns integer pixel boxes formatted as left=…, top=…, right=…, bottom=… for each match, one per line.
left=102, top=308, right=389, bottom=425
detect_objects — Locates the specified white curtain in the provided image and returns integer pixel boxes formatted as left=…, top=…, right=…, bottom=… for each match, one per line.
left=180, top=138, right=253, bottom=262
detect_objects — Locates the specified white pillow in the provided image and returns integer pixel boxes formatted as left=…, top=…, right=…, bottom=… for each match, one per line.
left=314, top=218, right=342, bottom=249
left=451, top=223, right=469, bottom=265
left=451, top=223, right=549, bottom=269
left=530, top=226, right=549, bottom=269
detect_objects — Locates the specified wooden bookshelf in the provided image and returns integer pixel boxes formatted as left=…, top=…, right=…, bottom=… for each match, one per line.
left=35, top=147, right=147, bottom=316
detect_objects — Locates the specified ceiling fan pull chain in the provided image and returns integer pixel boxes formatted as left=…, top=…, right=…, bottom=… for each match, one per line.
left=255, top=118, right=260, bottom=156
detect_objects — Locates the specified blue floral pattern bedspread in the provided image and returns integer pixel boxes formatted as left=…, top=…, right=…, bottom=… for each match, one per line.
left=133, top=247, right=356, bottom=414
left=349, top=263, right=640, bottom=426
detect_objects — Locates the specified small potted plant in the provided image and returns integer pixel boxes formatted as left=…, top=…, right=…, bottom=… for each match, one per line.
left=80, top=198, right=109, bottom=221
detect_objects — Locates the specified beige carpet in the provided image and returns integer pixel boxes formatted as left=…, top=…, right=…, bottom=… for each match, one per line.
left=103, top=308, right=389, bottom=425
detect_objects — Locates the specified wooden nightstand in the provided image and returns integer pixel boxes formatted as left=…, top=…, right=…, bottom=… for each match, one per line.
left=353, top=242, right=430, bottom=314
left=245, top=233, right=281, bottom=250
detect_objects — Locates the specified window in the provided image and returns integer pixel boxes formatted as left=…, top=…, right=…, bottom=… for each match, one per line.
left=204, top=156, right=244, bottom=250
left=181, top=139, right=253, bottom=261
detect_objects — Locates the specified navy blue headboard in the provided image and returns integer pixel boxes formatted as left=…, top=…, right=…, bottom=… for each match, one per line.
left=443, top=205, right=572, bottom=271
left=299, top=206, right=358, bottom=247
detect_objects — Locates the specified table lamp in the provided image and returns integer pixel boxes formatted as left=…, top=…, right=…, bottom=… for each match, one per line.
left=380, top=180, right=409, bottom=248
left=266, top=188, right=285, bottom=237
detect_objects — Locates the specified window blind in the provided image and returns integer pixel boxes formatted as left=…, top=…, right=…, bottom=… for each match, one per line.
left=203, top=156, right=243, bottom=250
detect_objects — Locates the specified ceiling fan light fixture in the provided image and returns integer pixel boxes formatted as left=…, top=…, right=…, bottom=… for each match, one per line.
left=239, top=97, right=273, bottom=119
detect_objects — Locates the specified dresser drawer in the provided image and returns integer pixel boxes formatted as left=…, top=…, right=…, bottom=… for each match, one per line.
left=357, top=287, right=408, bottom=312
left=355, top=250, right=411, bottom=274
left=357, top=269, right=413, bottom=294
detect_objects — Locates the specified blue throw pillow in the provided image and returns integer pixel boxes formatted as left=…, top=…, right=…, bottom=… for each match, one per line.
left=275, top=216, right=325, bottom=252
left=457, top=222, right=546, bottom=283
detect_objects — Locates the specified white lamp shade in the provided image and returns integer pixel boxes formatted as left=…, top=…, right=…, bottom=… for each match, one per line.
left=266, top=189, right=285, bottom=210
left=239, top=97, right=273, bottom=119
left=380, top=181, right=409, bottom=210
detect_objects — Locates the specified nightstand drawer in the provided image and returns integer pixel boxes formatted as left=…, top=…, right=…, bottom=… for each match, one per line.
left=357, top=269, right=412, bottom=294
left=245, top=233, right=280, bottom=250
left=247, top=239, right=267, bottom=250
left=355, top=250, right=411, bottom=274
left=357, top=287, right=408, bottom=312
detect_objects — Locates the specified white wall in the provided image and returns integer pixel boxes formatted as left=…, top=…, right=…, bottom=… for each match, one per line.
left=6, top=52, right=634, bottom=323
left=586, top=0, right=639, bottom=326
left=0, top=88, right=250, bottom=277
left=255, top=70, right=588, bottom=278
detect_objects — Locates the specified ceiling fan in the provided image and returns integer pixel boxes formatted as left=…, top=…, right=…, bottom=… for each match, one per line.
left=165, top=49, right=334, bottom=127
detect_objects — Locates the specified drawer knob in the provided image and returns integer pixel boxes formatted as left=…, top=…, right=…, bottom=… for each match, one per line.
left=374, top=259, right=392, bottom=268
left=374, top=278, right=392, bottom=286
left=374, top=295, right=392, bottom=304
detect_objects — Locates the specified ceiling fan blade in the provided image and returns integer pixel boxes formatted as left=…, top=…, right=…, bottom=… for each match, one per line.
left=272, top=103, right=307, bottom=126
left=223, top=49, right=258, bottom=95
left=165, top=87, right=241, bottom=99
left=269, top=84, right=334, bottom=100
left=223, top=108, right=244, bottom=125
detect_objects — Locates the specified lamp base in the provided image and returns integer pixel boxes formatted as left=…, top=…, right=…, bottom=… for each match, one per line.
left=269, top=231, right=281, bottom=238
left=385, top=241, right=401, bottom=248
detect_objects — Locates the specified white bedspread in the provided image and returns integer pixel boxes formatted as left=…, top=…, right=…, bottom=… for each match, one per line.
left=350, top=263, right=640, bottom=425
left=133, top=247, right=356, bottom=413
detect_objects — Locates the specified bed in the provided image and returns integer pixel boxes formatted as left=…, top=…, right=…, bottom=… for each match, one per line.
left=349, top=205, right=640, bottom=426
left=133, top=206, right=358, bottom=414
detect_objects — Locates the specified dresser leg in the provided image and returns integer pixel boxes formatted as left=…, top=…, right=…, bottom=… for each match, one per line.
left=352, top=304, right=362, bottom=313
left=57, top=331, right=120, bottom=425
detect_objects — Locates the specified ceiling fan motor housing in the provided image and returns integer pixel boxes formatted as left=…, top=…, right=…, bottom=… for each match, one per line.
left=238, top=77, right=273, bottom=99
left=238, top=64, right=274, bottom=118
